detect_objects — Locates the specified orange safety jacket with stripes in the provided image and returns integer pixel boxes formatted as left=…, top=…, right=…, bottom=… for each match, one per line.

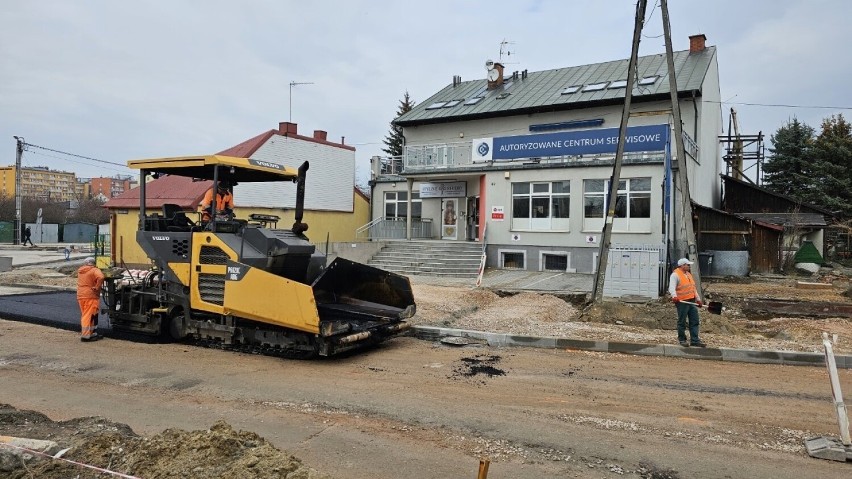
left=673, top=268, right=697, bottom=301
left=77, top=265, right=104, bottom=299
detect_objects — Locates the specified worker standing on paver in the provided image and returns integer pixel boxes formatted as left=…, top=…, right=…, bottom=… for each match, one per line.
left=668, top=258, right=706, bottom=348
left=77, top=257, right=104, bottom=342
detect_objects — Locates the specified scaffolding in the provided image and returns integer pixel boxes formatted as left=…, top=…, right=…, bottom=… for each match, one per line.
left=719, top=108, right=765, bottom=185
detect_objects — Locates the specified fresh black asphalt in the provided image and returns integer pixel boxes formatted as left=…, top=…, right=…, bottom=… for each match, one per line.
left=0, top=290, right=111, bottom=333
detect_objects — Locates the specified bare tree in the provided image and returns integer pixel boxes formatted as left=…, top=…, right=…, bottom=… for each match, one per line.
left=70, top=197, right=110, bottom=224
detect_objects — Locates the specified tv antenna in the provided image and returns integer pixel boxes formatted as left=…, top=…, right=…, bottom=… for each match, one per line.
left=499, top=39, right=517, bottom=64
left=289, top=81, right=314, bottom=122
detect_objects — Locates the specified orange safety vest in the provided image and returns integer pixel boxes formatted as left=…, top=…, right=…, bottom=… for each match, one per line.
left=201, top=188, right=233, bottom=212
left=673, top=268, right=696, bottom=300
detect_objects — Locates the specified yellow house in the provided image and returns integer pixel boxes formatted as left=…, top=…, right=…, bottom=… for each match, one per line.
left=104, top=174, right=370, bottom=268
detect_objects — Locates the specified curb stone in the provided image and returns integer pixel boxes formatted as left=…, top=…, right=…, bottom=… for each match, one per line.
left=410, top=325, right=847, bottom=368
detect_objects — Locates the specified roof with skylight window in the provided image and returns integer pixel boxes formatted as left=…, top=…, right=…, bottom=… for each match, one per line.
left=395, top=46, right=715, bottom=127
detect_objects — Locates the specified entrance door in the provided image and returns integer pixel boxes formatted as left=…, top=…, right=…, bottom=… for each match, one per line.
left=441, top=198, right=458, bottom=240
left=466, top=196, right=480, bottom=241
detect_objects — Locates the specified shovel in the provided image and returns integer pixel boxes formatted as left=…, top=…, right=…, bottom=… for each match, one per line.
left=681, top=300, right=725, bottom=315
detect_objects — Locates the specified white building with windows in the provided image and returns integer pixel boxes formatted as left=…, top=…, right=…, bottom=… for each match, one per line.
left=370, top=34, right=722, bottom=275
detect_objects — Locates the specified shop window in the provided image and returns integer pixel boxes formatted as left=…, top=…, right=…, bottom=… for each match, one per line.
left=511, top=181, right=570, bottom=231
left=583, top=177, right=651, bottom=233
left=384, top=191, right=422, bottom=219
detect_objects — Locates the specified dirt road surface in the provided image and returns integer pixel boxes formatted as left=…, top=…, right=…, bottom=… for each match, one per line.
left=2, top=320, right=850, bottom=478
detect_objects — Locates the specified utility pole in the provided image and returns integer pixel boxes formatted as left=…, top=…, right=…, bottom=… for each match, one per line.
left=661, top=0, right=702, bottom=290
left=591, top=0, right=647, bottom=302
left=592, top=0, right=702, bottom=302
left=12, top=136, right=24, bottom=245
left=289, top=81, right=314, bottom=122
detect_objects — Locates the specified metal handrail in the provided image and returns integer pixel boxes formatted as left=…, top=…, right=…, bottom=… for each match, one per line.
left=356, top=217, right=434, bottom=240
left=355, top=216, right=385, bottom=237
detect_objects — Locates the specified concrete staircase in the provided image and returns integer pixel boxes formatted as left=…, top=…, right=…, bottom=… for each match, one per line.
left=368, top=241, right=483, bottom=278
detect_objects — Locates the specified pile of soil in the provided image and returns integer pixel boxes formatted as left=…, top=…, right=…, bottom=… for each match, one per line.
left=0, top=404, right=330, bottom=479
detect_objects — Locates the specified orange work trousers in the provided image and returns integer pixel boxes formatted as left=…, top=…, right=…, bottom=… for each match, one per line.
left=78, top=298, right=100, bottom=338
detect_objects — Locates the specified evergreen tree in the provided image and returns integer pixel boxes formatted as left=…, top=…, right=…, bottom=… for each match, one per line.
left=764, top=118, right=815, bottom=199
left=382, top=91, right=415, bottom=157
left=811, top=114, right=852, bottom=218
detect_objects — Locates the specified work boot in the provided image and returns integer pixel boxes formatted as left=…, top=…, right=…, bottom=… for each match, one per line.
left=679, top=341, right=689, bottom=347
left=80, top=336, right=95, bottom=342
left=691, top=340, right=707, bottom=348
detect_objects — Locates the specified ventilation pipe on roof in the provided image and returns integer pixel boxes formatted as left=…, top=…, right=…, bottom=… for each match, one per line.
left=522, top=69, right=528, bottom=79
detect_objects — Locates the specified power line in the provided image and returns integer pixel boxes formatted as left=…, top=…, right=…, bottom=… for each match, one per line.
left=23, top=142, right=128, bottom=168
left=25, top=150, right=132, bottom=176
left=712, top=100, right=852, bottom=110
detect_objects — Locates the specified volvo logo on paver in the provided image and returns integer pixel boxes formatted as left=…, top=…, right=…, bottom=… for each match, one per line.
left=225, top=260, right=249, bottom=281
left=152, top=236, right=170, bottom=241
left=249, top=159, right=282, bottom=170
left=477, top=142, right=490, bottom=157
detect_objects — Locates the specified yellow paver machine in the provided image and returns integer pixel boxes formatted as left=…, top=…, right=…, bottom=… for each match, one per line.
left=102, top=155, right=415, bottom=357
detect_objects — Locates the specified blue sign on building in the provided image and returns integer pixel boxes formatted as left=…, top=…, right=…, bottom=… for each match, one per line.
left=472, top=124, right=669, bottom=162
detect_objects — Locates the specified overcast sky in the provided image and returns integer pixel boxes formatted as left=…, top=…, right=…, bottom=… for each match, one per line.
left=2, top=0, right=850, bottom=185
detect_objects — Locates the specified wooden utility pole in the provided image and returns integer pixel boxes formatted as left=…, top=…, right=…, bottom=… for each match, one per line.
left=591, top=0, right=648, bottom=302
left=661, top=0, right=702, bottom=290
left=593, top=0, right=702, bottom=302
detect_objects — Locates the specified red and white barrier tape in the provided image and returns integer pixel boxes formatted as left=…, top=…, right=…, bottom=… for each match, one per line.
left=0, top=442, right=140, bottom=478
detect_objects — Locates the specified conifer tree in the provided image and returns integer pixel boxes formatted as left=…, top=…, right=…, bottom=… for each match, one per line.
left=763, top=118, right=815, bottom=199
left=764, top=115, right=852, bottom=219
left=382, top=92, right=416, bottom=157
left=810, top=114, right=852, bottom=218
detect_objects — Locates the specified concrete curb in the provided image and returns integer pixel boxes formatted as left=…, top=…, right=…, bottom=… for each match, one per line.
left=410, top=325, right=849, bottom=369
left=12, top=255, right=91, bottom=268
left=0, top=282, right=75, bottom=292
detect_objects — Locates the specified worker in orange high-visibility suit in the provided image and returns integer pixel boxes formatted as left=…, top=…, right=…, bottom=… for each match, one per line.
left=668, top=258, right=706, bottom=348
left=200, top=182, right=234, bottom=222
left=77, top=257, right=104, bottom=342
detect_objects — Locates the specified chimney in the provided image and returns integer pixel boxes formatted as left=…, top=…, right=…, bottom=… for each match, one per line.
left=689, top=34, right=706, bottom=53
left=278, top=122, right=298, bottom=135
left=487, top=62, right=505, bottom=90
left=313, top=130, right=327, bottom=141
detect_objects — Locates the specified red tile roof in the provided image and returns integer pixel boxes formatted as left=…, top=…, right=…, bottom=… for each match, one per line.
left=103, top=174, right=212, bottom=210
left=217, top=130, right=276, bottom=157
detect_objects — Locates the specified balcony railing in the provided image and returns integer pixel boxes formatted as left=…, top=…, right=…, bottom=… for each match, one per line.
left=369, top=130, right=699, bottom=177
left=356, top=217, right=434, bottom=240
left=403, top=142, right=472, bottom=170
